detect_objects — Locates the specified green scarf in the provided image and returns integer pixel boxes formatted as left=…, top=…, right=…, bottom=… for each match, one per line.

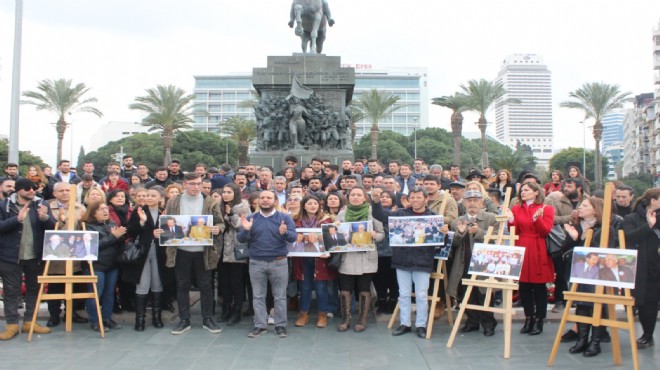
left=345, top=203, right=370, bottom=222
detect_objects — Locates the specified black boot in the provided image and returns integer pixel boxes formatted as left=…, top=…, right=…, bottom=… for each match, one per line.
left=528, top=318, right=543, bottom=335
left=569, top=323, right=590, bottom=353
left=375, top=299, right=387, bottom=315
left=583, top=326, right=603, bottom=357
left=135, top=294, right=147, bottom=332
left=227, top=306, right=242, bottom=326
left=520, top=317, right=534, bottom=334
left=151, top=292, right=164, bottom=329
left=219, top=303, right=232, bottom=323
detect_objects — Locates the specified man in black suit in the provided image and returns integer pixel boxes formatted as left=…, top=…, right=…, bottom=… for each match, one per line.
left=599, top=254, right=635, bottom=283
left=323, top=225, right=346, bottom=248
left=161, top=217, right=185, bottom=244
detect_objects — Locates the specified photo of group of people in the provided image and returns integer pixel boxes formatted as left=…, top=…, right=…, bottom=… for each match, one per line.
left=287, top=228, right=328, bottom=257
left=468, top=243, right=525, bottom=280
left=321, top=222, right=375, bottom=253
left=42, top=230, right=99, bottom=261
left=569, top=247, right=638, bottom=289
left=158, top=215, right=213, bottom=246
left=388, top=215, right=445, bottom=247
left=434, top=231, right=455, bottom=260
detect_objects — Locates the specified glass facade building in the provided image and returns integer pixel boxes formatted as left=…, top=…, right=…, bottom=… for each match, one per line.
left=192, top=66, right=429, bottom=138
left=495, top=54, right=554, bottom=165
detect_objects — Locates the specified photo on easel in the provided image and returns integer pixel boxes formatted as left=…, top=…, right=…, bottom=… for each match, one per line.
left=434, top=231, right=455, bottom=260
left=388, top=215, right=444, bottom=246
left=43, top=230, right=99, bottom=261
left=159, top=215, right=214, bottom=246
left=468, top=243, right=525, bottom=280
left=287, top=228, right=327, bottom=257
left=569, top=247, right=638, bottom=289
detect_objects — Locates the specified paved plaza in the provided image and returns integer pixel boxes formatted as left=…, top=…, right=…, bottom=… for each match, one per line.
left=0, top=299, right=657, bottom=370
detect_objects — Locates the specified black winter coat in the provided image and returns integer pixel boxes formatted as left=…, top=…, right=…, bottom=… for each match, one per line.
left=86, top=221, right=122, bottom=272
left=623, top=205, right=660, bottom=305
left=122, top=206, right=173, bottom=285
left=371, top=201, right=436, bottom=273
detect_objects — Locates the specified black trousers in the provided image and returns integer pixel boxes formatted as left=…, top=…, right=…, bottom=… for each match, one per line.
left=638, top=279, right=660, bottom=337
left=0, top=259, right=39, bottom=324
left=46, top=271, right=88, bottom=316
left=174, top=250, right=214, bottom=320
left=519, top=282, right=548, bottom=319
left=552, top=253, right=567, bottom=302
left=218, top=261, right=246, bottom=311
left=373, top=257, right=398, bottom=301
left=461, top=285, right=496, bottom=330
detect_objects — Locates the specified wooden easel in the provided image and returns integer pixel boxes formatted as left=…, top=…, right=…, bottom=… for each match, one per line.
left=387, top=190, right=454, bottom=339
left=28, top=184, right=104, bottom=341
left=446, top=187, right=520, bottom=359
left=547, top=183, right=639, bottom=370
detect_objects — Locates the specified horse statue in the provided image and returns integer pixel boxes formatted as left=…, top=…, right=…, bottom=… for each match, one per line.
left=288, top=0, right=335, bottom=54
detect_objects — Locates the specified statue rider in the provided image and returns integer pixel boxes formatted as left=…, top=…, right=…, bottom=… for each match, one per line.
left=288, top=0, right=335, bottom=27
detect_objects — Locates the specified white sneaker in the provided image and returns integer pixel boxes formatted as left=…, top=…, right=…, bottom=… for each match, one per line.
left=267, top=308, right=275, bottom=325
left=327, top=312, right=334, bottom=318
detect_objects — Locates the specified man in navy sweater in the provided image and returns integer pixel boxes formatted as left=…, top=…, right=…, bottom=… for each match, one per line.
left=238, top=190, right=297, bottom=338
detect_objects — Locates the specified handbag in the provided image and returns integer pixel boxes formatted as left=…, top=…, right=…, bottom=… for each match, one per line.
left=233, top=240, right=250, bottom=260
left=327, top=253, right=342, bottom=270
left=116, top=237, right=145, bottom=265
left=546, top=224, right=565, bottom=255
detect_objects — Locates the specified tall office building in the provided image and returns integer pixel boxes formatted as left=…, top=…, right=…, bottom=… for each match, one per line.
left=601, top=111, right=625, bottom=179
left=192, top=66, right=428, bottom=139
left=495, top=54, right=553, bottom=165
left=622, top=93, right=654, bottom=177
left=652, top=20, right=660, bottom=185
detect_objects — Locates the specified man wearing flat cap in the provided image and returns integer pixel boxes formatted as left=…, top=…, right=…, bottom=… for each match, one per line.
left=446, top=190, right=499, bottom=337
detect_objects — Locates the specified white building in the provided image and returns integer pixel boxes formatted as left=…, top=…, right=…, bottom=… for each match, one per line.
left=89, top=121, right=149, bottom=151
left=494, top=54, right=554, bottom=166
left=622, top=94, right=654, bottom=177
left=653, top=20, right=660, bottom=185
left=192, top=65, right=429, bottom=140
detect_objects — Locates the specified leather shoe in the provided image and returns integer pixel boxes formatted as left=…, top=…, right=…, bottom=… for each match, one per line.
left=637, top=335, right=654, bottom=349
left=70, top=311, right=89, bottom=324
left=416, top=327, right=426, bottom=338
left=560, top=329, right=578, bottom=342
left=391, top=325, right=411, bottom=336
left=484, top=327, right=495, bottom=336
left=458, top=324, right=480, bottom=333
left=46, top=315, right=61, bottom=328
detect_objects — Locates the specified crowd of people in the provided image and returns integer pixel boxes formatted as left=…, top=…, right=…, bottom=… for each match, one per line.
left=0, top=156, right=658, bottom=355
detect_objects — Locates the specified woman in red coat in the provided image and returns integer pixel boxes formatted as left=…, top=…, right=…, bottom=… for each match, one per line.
left=505, top=181, right=555, bottom=335
left=291, top=195, right=337, bottom=328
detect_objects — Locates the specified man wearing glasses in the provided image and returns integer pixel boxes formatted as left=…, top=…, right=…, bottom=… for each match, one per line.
left=0, top=178, right=56, bottom=340
left=155, top=173, right=225, bottom=335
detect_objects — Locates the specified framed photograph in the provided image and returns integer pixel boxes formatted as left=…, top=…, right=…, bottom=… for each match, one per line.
left=322, top=221, right=375, bottom=253
left=287, top=228, right=328, bottom=257
left=434, top=231, right=455, bottom=260
left=468, top=243, right=526, bottom=280
left=389, top=215, right=444, bottom=247
left=43, top=230, right=100, bottom=261
left=569, top=247, right=637, bottom=289
left=159, top=215, right=214, bottom=246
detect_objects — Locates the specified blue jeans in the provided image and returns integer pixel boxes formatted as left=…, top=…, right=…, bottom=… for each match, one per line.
left=249, top=258, right=288, bottom=328
left=326, top=278, right=339, bottom=314
left=86, top=269, right=119, bottom=323
left=300, top=258, right=329, bottom=312
left=396, top=269, right=430, bottom=328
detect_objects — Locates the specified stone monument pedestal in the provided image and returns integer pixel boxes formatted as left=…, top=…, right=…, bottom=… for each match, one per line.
left=250, top=54, right=355, bottom=172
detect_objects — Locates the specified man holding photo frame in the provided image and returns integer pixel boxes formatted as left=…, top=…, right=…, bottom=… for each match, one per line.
left=371, top=186, right=437, bottom=338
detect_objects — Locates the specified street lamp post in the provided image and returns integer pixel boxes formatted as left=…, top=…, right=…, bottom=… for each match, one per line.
left=8, top=0, right=23, bottom=164
left=413, top=117, right=418, bottom=159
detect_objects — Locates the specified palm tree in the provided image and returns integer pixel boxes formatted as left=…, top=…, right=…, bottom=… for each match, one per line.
left=353, top=89, right=401, bottom=158
left=22, top=78, right=103, bottom=164
left=221, top=116, right=256, bottom=165
left=491, top=150, right=536, bottom=177
left=461, top=79, right=520, bottom=168
left=431, top=94, right=469, bottom=166
left=129, top=85, right=196, bottom=166
left=560, top=82, right=632, bottom=190
left=346, top=105, right=365, bottom=145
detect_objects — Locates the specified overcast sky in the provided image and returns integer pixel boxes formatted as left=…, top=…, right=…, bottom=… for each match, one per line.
left=1, top=0, right=659, bottom=166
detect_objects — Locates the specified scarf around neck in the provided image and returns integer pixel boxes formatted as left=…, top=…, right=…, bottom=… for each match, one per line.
left=345, top=203, right=370, bottom=222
